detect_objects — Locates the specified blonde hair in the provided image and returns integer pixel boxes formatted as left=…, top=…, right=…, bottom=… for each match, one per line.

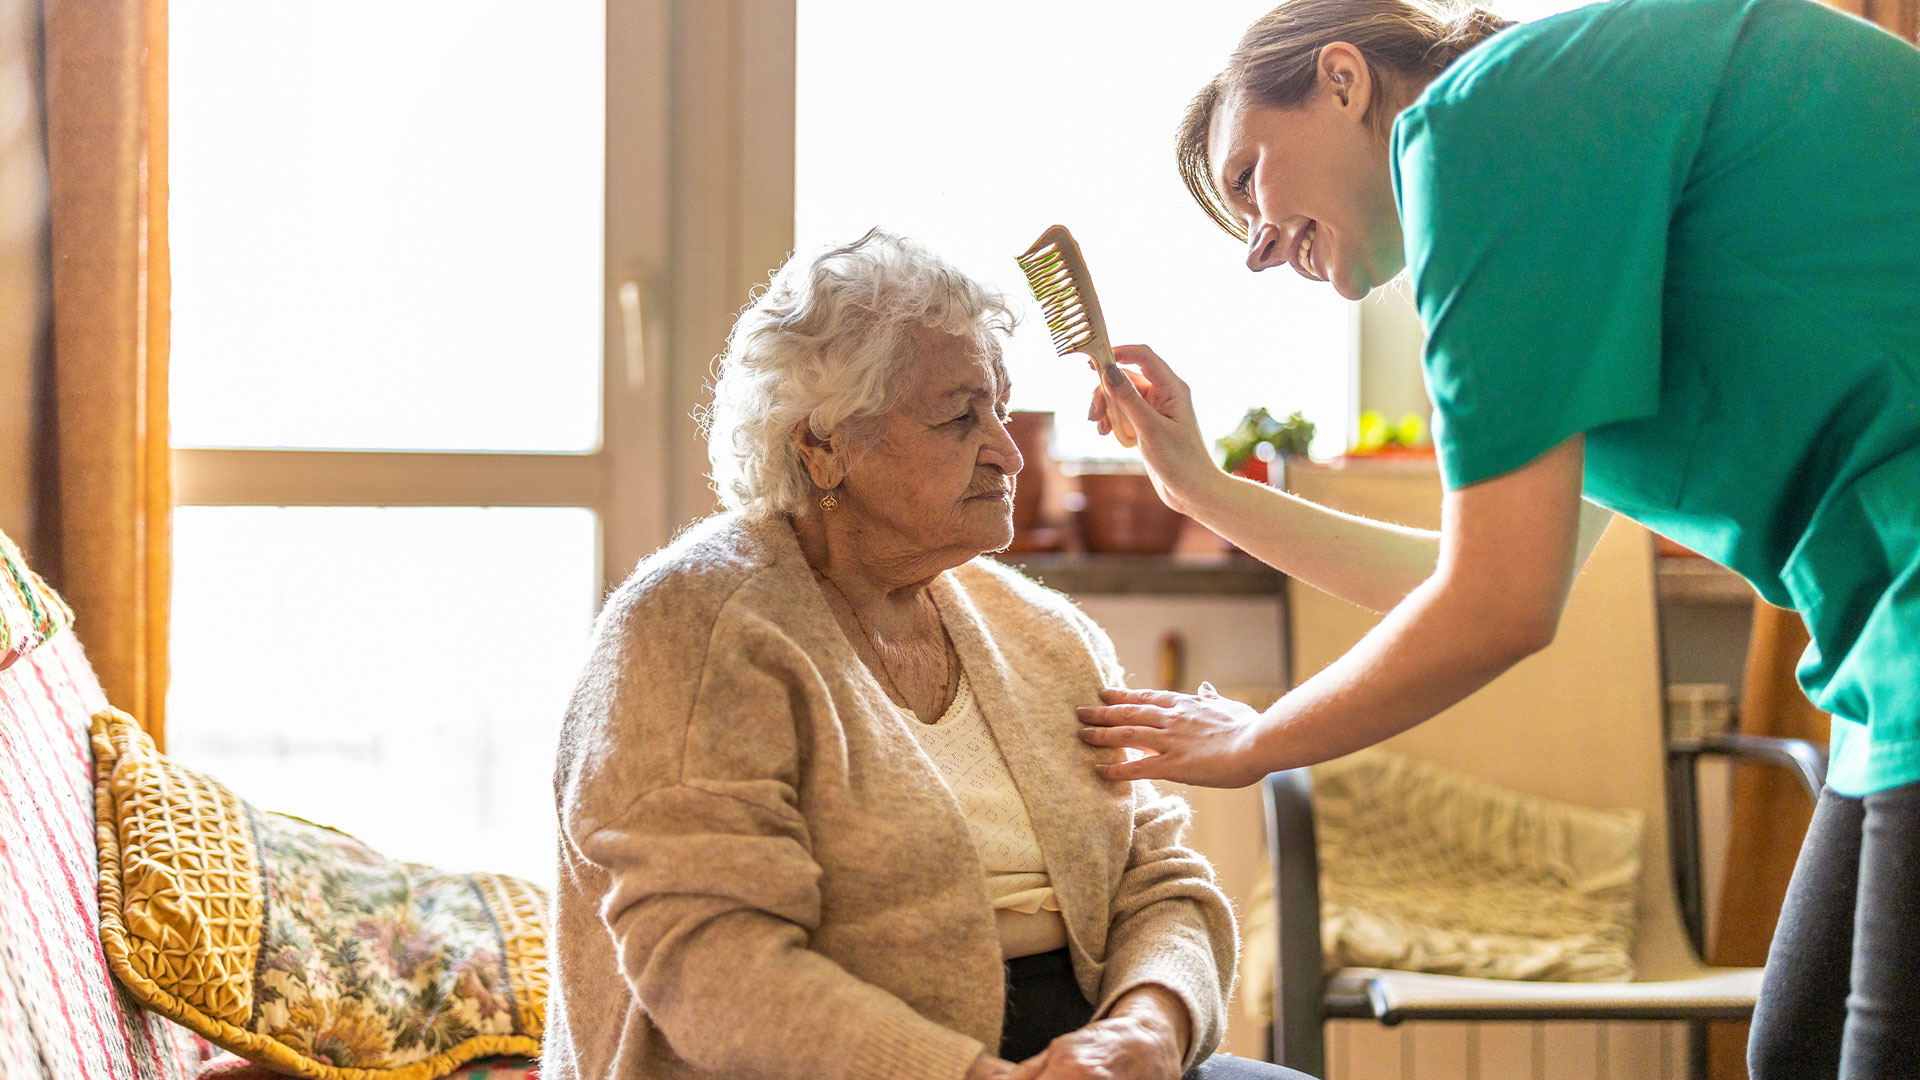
left=1177, top=0, right=1514, bottom=240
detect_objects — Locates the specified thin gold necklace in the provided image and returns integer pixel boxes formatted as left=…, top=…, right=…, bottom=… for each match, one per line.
left=815, top=570, right=955, bottom=718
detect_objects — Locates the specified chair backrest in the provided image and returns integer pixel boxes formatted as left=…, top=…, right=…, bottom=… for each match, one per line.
left=1285, top=460, right=1704, bottom=980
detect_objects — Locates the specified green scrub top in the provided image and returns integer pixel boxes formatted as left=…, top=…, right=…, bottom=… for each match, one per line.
left=1392, top=0, right=1920, bottom=796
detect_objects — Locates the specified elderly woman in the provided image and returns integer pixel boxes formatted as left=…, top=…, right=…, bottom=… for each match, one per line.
left=544, top=230, right=1306, bottom=1080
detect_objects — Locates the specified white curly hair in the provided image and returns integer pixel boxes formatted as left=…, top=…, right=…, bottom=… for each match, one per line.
left=701, top=228, right=1018, bottom=517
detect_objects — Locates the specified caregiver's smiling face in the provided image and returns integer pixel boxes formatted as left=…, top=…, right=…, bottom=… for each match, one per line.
left=1208, top=43, right=1408, bottom=301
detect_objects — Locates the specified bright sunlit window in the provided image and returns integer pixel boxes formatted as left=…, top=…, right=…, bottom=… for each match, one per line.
left=1496, top=0, right=1602, bottom=22
left=798, top=1, right=1599, bottom=462
left=169, top=2, right=604, bottom=452
left=168, top=507, right=597, bottom=884
left=798, top=1, right=1355, bottom=461
left=167, top=2, right=608, bottom=888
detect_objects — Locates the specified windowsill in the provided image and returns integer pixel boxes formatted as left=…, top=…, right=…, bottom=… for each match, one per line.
left=1002, top=552, right=1745, bottom=603
left=995, top=551, right=1286, bottom=596
left=1001, top=549, right=1746, bottom=603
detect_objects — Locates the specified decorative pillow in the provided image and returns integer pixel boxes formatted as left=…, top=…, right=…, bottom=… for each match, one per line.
left=198, top=1055, right=538, bottom=1080
left=0, top=528, right=73, bottom=671
left=91, top=708, right=549, bottom=1080
left=1311, top=748, right=1644, bottom=982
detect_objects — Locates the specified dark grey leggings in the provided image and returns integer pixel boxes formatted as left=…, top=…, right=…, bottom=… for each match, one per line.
left=1750, top=780, right=1920, bottom=1079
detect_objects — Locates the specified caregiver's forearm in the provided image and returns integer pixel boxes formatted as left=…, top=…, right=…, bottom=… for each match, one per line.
left=1181, top=471, right=1614, bottom=616
left=1182, top=469, right=1439, bottom=613
left=1243, top=568, right=1550, bottom=771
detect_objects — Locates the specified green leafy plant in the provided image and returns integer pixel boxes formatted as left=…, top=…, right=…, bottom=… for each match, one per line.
left=1218, top=408, right=1315, bottom=474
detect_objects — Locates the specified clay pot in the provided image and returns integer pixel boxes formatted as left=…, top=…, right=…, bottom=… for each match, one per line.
left=1074, top=467, right=1185, bottom=554
left=1005, top=411, right=1053, bottom=533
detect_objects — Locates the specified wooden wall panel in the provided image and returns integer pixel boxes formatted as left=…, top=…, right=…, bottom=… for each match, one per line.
left=1324, top=1020, right=1688, bottom=1080
left=1476, top=1026, right=1538, bottom=1080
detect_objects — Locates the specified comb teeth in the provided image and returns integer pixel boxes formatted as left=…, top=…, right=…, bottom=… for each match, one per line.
left=1015, top=225, right=1135, bottom=448
left=1014, top=241, right=1095, bottom=355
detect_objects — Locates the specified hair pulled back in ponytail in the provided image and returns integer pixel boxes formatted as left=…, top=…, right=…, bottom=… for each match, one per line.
left=1177, top=0, right=1515, bottom=240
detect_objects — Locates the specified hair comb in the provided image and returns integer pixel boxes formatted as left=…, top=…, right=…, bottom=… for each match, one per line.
left=1015, top=225, right=1137, bottom=448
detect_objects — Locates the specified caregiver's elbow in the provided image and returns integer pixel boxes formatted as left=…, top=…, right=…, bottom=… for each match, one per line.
left=1493, top=608, right=1560, bottom=662
left=1481, top=583, right=1567, bottom=663
left=1432, top=571, right=1564, bottom=667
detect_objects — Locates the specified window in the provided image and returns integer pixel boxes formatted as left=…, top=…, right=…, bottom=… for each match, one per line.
left=1496, top=0, right=1600, bottom=21
left=797, top=1, right=1355, bottom=460
left=168, top=3, right=604, bottom=455
left=165, top=1, right=1595, bottom=885
left=168, top=507, right=595, bottom=882
left=166, top=0, right=677, bottom=886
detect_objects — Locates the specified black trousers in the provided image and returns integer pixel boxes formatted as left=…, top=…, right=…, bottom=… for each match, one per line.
left=1001, top=949, right=1314, bottom=1079
left=1750, top=781, right=1920, bottom=1079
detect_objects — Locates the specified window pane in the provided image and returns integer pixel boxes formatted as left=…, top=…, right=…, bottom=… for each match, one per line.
left=169, top=3, right=605, bottom=452
left=168, top=507, right=598, bottom=886
left=796, top=1, right=1353, bottom=461
left=1496, top=0, right=1599, bottom=22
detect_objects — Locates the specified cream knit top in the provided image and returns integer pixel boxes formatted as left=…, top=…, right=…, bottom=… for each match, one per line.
left=545, top=512, right=1236, bottom=1080
left=905, top=673, right=1061, bottom=917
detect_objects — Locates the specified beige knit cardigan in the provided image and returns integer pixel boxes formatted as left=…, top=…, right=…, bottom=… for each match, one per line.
left=544, top=512, right=1236, bottom=1080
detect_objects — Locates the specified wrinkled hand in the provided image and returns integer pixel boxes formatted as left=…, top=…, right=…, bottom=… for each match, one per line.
left=1076, top=685, right=1268, bottom=788
left=1007, top=1014, right=1184, bottom=1080
left=1087, top=346, right=1223, bottom=515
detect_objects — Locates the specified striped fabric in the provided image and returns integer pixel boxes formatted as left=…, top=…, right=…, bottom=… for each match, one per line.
left=0, top=630, right=208, bottom=1080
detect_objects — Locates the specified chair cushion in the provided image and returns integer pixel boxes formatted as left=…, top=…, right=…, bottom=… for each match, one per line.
left=0, top=631, right=209, bottom=1080
left=0, top=529, right=72, bottom=671
left=91, top=708, right=549, bottom=1080
left=1312, top=748, right=1644, bottom=982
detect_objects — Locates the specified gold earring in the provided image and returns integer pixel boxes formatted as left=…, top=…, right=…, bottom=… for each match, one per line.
left=819, top=492, right=839, bottom=511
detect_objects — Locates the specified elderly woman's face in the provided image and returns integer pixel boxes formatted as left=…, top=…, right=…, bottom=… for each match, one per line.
left=839, top=331, right=1023, bottom=561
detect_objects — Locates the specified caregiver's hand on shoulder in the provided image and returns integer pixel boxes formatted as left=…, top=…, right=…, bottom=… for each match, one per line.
left=1088, top=345, right=1224, bottom=516
left=1077, top=684, right=1267, bottom=788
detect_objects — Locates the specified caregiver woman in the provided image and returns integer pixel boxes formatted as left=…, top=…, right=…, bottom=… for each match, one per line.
left=1075, top=0, right=1920, bottom=1074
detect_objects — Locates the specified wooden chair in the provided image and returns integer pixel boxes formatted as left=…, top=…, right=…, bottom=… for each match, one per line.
left=1265, top=462, right=1823, bottom=1078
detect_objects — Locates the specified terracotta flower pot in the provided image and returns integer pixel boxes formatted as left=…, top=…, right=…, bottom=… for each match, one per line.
left=1074, top=467, right=1185, bottom=555
left=1005, top=411, right=1053, bottom=534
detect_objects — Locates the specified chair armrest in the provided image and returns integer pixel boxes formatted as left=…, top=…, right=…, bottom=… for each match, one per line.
left=1669, top=732, right=1826, bottom=801
left=1664, top=731, right=1828, bottom=956
left=1262, top=767, right=1326, bottom=1074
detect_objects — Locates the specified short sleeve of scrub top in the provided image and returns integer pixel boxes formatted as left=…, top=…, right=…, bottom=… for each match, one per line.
left=1391, top=1, right=1710, bottom=492
left=1392, top=0, right=1920, bottom=796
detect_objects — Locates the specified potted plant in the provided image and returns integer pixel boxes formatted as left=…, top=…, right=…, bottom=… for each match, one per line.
left=1217, top=408, right=1315, bottom=485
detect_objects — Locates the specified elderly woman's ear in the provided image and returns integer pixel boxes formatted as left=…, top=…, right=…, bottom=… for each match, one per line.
left=794, top=422, right=848, bottom=495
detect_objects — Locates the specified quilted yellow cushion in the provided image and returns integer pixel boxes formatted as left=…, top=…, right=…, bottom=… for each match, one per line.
left=92, top=708, right=548, bottom=1080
